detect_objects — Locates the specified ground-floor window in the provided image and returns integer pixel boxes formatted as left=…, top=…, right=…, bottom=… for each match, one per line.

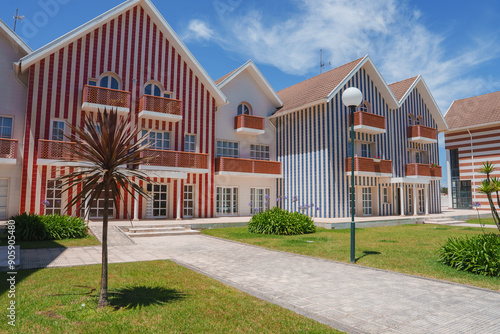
left=183, top=185, right=194, bottom=218
left=147, top=184, right=168, bottom=218
left=382, top=187, right=390, bottom=204
left=0, top=179, right=8, bottom=219
left=250, top=188, right=270, bottom=214
left=362, top=187, right=372, bottom=216
left=45, top=180, right=62, bottom=215
left=418, top=189, right=425, bottom=214
left=216, top=187, right=238, bottom=216
left=408, top=189, right=413, bottom=215
left=88, top=190, right=115, bottom=219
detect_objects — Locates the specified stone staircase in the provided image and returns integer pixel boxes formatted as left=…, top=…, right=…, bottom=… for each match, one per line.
left=423, top=217, right=466, bottom=225
left=119, top=225, right=201, bottom=238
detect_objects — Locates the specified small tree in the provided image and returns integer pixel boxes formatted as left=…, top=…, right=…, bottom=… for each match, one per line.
left=477, top=162, right=500, bottom=233
left=58, top=109, right=152, bottom=308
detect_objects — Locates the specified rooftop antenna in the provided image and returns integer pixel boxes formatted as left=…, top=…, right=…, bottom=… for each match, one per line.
left=320, top=49, right=330, bottom=74
left=13, top=9, right=24, bottom=32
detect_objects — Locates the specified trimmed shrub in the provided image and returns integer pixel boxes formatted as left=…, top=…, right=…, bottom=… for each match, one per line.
left=9, top=213, right=88, bottom=241
left=248, top=207, right=316, bottom=235
left=438, top=233, right=500, bottom=277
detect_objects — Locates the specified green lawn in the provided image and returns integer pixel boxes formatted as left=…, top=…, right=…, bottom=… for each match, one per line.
left=202, top=225, right=500, bottom=291
left=0, top=233, right=100, bottom=249
left=466, top=217, right=497, bottom=226
left=0, top=261, right=339, bottom=333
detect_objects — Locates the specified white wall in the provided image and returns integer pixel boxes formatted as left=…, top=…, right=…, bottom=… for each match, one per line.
left=215, top=68, right=280, bottom=216
left=0, top=30, right=28, bottom=219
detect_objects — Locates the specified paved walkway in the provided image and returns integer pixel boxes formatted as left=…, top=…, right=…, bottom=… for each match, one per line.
left=15, top=234, right=500, bottom=333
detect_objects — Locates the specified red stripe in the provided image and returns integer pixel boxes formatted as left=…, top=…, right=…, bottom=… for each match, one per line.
left=99, top=23, right=106, bottom=75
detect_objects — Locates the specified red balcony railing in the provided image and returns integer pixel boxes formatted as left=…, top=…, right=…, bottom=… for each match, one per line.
left=234, top=114, right=265, bottom=131
left=38, top=140, right=80, bottom=161
left=139, top=95, right=182, bottom=116
left=407, top=125, right=437, bottom=141
left=215, top=157, right=282, bottom=175
left=345, top=157, right=392, bottom=175
left=350, top=111, right=386, bottom=131
left=82, top=85, right=131, bottom=109
left=140, top=149, right=208, bottom=170
left=406, top=163, right=442, bottom=178
left=0, top=139, right=17, bottom=159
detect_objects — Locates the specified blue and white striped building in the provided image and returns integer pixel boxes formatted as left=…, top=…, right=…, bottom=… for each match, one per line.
left=271, top=56, right=446, bottom=218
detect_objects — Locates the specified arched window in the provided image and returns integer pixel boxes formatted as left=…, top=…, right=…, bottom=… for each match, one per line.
left=415, top=115, right=423, bottom=125
left=237, top=102, right=252, bottom=115
left=144, top=82, right=171, bottom=98
left=359, top=101, right=371, bottom=112
left=408, top=114, right=415, bottom=126
left=98, top=73, right=120, bottom=90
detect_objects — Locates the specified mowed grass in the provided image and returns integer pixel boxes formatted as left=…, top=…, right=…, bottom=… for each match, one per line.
left=466, top=217, right=497, bottom=226
left=0, top=232, right=100, bottom=249
left=203, top=225, right=500, bottom=291
left=0, top=261, right=339, bottom=334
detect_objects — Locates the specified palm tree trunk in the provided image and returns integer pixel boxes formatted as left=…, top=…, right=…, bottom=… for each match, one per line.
left=486, top=192, right=500, bottom=233
left=97, top=184, right=109, bottom=308
left=496, top=191, right=500, bottom=209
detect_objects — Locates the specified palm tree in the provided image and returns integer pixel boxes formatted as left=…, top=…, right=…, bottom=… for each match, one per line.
left=490, top=177, right=500, bottom=209
left=479, top=161, right=495, bottom=181
left=477, top=180, right=500, bottom=232
left=58, top=109, right=152, bottom=308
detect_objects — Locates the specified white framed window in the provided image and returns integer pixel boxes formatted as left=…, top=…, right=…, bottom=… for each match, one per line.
left=408, top=189, right=413, bottom=214
left=361, top=143, right=372, bottom=158
left=415, top=151, right=423, bottom=164
left=408, top=114, right=414, bottom=126
left=418, top=188, right=425, bottom=214
left=51, top=120, right=65, bottom=141
left=383, top=187, right=390, bottom=204
left=250, top=144, right=270, bottom=161
left=237, top=102, right=251, bottom=115
left=98, top=74, right=120, bottom=90
left=86, top=190, right=115, bottom=219
left=250, top=188, right=270, bottom=214
left=142, top=130, right=170, bottom=150
left=216, top=187, right=238, bottom=216
left=0, top=179, right=8, bottom=219
left=144, top=82, right=171, bottom=98
left=362, top=187, right=372, bottom=216
left=184, top=134, right=196, bottom=153
left=147, top=184, right=168, bottom=218
left=183, top=185, right=194, bottom=218
left=0, top=117, right=13, bottom=139
left=45, top=180, right=63, bottom=215
left=359, top=101, right=370, bottom=112
left=216, top=140, right=239, bottom=158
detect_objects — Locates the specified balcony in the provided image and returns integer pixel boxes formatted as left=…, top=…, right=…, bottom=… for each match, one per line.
left=234, top=114, right=265, bottom=135
left=406, top=163, right=442, bottom=179
left=215, top=157, right=282, bottom=178
left=408, top=125, right=437, bottom=144
left=37, top=140, right=83, bottom=166
left=81, top=85, right=131, bottom=116
left=345, top=157, right=392, bottom=177
left=0, top=139, right=17, bottom=165
left=349, top=111, right=386, bottom=135
left=139, top=149, right=209, bottom=175
left=138, top=95, right=183, bottom=123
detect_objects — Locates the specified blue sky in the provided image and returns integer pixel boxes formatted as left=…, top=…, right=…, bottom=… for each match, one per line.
left=3, top=0, right=500, bottom=185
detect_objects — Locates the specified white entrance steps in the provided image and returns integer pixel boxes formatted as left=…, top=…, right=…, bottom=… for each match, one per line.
left=119, top=225, right=201, bottom=238
left=423, top=217, right=466, bottom=225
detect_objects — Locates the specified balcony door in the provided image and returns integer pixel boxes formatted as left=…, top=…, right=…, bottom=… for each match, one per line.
left=0, top=179, right=8, bottom=219
left=216, top=187, right=238, bottom=216
left=146, top=184, right=168, bottom=218
left=362, top=187, right=372, bottom=216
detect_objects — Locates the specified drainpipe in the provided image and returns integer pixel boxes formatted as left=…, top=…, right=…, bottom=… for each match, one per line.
left=467, top=129, right=475, bottom=202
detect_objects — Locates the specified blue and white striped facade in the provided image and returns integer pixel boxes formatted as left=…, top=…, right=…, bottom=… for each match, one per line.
left=273, top=59, right=443, bottom=218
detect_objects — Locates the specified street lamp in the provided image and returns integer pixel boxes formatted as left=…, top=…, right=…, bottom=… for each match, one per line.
left=342, top=87, right=363, bottom=263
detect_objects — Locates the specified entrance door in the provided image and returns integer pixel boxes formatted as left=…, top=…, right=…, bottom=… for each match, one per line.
left=147, top=184, right=168, bottom=218
left=418, top=189, right=425, bottom=214
left=0, top=179, right=8, bottom=219
left=216, top=187, right=238, bottom=216
left=396, top=188, right=402, bottom=215
left=362, top=187, right=372, bottom=216
left=183, top=185, right=194, bottom=218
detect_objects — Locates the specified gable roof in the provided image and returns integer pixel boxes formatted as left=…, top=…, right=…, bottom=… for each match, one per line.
left=15, top=0, right=227, bottom=106
left=445, top=90, right=500, bottom=131
left=216, top=60, right=282, bottom=108
left=0, top=19, right=32, bottom=55
left=389, top=76, right=418, bottom=101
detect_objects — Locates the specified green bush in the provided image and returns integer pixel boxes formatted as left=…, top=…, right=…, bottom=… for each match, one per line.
left=9, top=213, right=88, bottom=241
left=438, top=233, right=500, bottom=276
left=248, top=207, right=316, bottom=235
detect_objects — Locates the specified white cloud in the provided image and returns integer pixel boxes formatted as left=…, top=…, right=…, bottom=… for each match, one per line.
left=208, top=0, right=500, bottom=111
left=183, top=19, right=216, bottom=41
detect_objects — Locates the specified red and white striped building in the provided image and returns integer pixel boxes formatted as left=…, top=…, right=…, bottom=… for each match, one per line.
left=13, top=0, right=228, bottom=220
left=444, top=91, right=500, bottom=209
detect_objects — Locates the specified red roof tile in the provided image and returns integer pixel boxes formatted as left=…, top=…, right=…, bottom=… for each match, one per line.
left=388, top=76, right=418, bottom=101
left=275, top=57, right=364, bottom=115
left=215, top=67, right=239, bottom=85
left=445, top=91, right=500, bottom=130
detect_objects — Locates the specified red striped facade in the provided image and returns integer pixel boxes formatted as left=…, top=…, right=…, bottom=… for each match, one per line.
left=445, top=124, right=500, bottom=209
left=19, top=5, right=217, bottom=219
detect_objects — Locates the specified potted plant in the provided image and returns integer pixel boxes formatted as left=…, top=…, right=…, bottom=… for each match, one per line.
left=373, top=155, right=381, bottom=163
